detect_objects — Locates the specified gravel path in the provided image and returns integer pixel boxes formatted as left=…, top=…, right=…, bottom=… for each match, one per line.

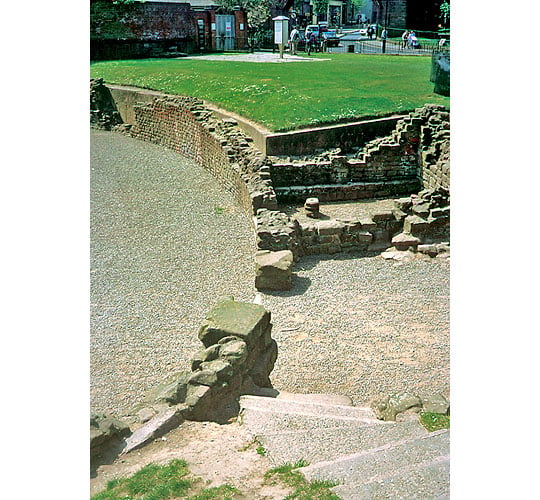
left=90, top=130, right=256, bottom=415
left=260, top=254, right=450, bottom=405
left=91, top=129, right=449, bottom=416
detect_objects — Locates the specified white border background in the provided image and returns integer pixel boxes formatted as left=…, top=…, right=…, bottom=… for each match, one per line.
left=2, top=1, right=539, bottom=497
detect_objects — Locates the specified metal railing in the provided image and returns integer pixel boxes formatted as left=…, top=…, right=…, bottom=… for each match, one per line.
left=330, top=38, right=449, bottom=56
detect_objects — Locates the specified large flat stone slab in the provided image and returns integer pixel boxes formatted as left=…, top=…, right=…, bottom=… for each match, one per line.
left=300, top=430, right=449, bottom=483
left=121, top=406, right=185, bottom=454
left=331, top=456, right=450, bottom=499
left=255, top=419, right=428, bottom=466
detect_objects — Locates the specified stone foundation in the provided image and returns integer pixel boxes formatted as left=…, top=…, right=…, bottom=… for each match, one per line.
left=91, top=82, right=450, bottom=259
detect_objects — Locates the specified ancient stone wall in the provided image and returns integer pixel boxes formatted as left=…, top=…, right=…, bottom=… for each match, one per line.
left=269, top=104, right=449, bottom=204
left=91, top=297, right=279, bottom=462
left=93, top=83, right=449, bottom=259
left=130, top=96, right=277, bottom=216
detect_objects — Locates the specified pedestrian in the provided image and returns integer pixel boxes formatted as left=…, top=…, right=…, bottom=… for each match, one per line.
left=306, top=30, right=316, bottom=55
left=409, top=31, right=418, bottom=49
left=402, top=30, right=409, bottom=49
left=407, top=31, right=414, bottom=49
left=289, top=26, right=300, bottom=55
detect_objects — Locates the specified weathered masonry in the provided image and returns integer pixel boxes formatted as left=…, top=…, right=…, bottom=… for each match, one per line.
left=91, top=80, right=449, bottom=259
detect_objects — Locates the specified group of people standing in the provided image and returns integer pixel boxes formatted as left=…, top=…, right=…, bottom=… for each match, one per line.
left=401, top=30, right=419, bottom=49
left=288, top=27, right=324, bottom=56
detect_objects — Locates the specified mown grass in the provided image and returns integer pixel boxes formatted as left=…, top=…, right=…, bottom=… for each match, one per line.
left=90, top=53, right=449, bottom=132
left=264, top=459, right=341, bottom=499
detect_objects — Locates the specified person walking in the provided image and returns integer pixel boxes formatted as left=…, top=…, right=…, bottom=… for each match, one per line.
left=306, top=30, right=316, bottom=55
left=289, top=26, right=300, bottom=55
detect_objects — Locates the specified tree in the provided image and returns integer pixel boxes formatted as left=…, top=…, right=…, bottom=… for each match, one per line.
left=440, top=1, right=450, bottom=27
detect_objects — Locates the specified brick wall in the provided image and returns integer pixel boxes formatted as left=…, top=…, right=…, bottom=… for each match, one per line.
left=130, top=97, right=256, bottom=215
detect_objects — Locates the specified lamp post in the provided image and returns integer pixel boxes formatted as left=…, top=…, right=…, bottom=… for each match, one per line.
left=273, top=15, right=289, bottom=59
left=382, top=0, right=389, bottom=53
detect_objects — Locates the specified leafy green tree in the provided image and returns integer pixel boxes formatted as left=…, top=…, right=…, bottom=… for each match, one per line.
left=312, top=0, right=329, bottom=17
left=440, top=1, right=450, bottom=27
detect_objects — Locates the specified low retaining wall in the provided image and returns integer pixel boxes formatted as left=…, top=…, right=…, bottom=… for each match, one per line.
left=266, top=116, right=405, bottom=156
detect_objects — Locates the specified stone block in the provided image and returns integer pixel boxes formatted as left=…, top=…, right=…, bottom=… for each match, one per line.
left=254, top=250, right=294, bottom=291
left=90, top=414, right=131, bottom=456
left=422, top=394, right=450, bottom=415
left=198, top=296, right=271, bottom=348
left=188, top=369, right=218, bottom=387
left=392, top=232, right=420, bottom=251
left=145, top=371, right=190, bottom=405
left=403, top=215, right=430, bottom=235
left=219, top=338, right=248, bottom=367
left=360, top=218, right=377, bottom=231
left=200, top=359, right=234, bottom=382
left=373, top=392, right=422, bottom=421
left=184, top=384, right=212, bottom=408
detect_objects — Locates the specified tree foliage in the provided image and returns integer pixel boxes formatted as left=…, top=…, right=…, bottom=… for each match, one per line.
left=440, top=1, right=450, bottom=26
left=217, top=0, right=275, bottom=30
left=312, top=0, right=329, bottom=16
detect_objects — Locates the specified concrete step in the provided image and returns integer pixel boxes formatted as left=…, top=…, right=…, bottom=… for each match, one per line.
left=255, top=419, right=428, bottom=466
left=300, top=429, right=449, bottom=484
left=239, top=406, right=381, bottom=438
left=239, top=395, right=377, bottom=420
left=331, top=455, right=450, bottom=500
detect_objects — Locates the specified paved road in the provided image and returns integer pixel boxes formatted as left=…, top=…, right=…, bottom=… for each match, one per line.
left=90, top=130, right=256, bottom=415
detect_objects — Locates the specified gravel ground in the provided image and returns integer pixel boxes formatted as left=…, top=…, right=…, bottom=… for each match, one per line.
left=279, top=198, right=398, bottom=224
left=90, top=130, right=257, bottom=415
left=91, top=129, right=449, bottom=416
left=260, top=253, right=450, bottom=405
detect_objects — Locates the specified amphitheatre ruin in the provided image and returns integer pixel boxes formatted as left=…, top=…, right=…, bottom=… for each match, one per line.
left=90, top=54, right=450, bottom=498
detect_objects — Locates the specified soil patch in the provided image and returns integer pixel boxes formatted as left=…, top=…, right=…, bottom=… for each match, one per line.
left=90, top=420, right=291, bottom=499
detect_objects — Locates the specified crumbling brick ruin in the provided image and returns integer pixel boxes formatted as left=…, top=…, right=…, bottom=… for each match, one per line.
left=90, top=82, right=450, bottom=260
left=90, top=83, right=451, bottom=461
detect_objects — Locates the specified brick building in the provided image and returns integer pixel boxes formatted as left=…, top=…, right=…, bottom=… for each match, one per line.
left=90, top=0, right=248, bottom=60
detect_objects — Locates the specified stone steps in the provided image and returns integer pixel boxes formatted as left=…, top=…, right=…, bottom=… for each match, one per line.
left=240, top=406, right=381, bottom=437
left=255, top=419, right=428, bottom=466
left=238, top=393, right=449, bottom=498
left=331, top=455, right=450, bottom=500
left=300, top=429, right=449, bottom=483
left=240, top=394, right=377, bottom=420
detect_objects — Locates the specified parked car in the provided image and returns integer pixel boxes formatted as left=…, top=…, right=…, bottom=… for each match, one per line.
left=322, top=29, right=340, bottom=47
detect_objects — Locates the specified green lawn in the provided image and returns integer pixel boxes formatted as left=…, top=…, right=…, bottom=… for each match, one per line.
left=91, top=53, right=449, bottom=132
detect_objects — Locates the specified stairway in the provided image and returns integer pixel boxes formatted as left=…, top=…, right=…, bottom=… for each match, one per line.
left=239, top=393, right=449, bottom=499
